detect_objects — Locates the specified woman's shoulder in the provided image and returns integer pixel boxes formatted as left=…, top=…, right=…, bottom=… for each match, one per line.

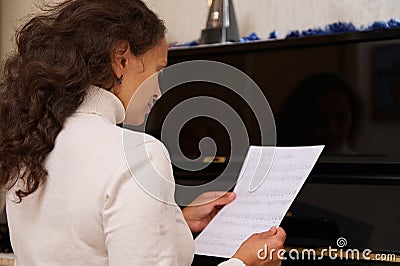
left=103, top=128, right=175, bottom=205
left=122, top=128, right=167, bottom=155
left=122, top=128, right=172, bottom=173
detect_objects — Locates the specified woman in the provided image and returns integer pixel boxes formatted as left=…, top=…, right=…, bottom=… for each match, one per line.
left=0, top=0, right=285, bottom=265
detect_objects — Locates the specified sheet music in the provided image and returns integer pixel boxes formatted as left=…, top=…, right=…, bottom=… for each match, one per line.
left=194, top=145, right=324, bottom=258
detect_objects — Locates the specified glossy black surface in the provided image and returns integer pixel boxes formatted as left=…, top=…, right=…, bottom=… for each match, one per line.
left=143, top=29, right=400, bottom=260
left=148, top=28, right=400, bottom=165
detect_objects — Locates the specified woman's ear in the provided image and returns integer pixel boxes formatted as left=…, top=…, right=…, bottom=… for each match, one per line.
left=111, top=40, right=131, bottom=76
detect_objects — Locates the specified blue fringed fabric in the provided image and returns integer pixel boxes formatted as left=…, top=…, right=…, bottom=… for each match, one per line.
left=285, top=19, right=400, bottom=39
left=269, top=31, right=279, bottom=39
left=173, top=40, right=200, bottom=47
left=239, top=32, right=261, bottom=42
left=173, top=18, right=400, bottom=48
left=387, top=19, right=400, bottom=28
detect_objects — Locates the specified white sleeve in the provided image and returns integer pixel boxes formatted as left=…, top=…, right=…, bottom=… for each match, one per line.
left=218, top=258, right=247, bottom=266
left=102, top=139, right=184, bottom=265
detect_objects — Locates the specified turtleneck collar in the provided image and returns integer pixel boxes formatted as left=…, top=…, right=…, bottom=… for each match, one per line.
left=75, top=86, right=126, bottom=124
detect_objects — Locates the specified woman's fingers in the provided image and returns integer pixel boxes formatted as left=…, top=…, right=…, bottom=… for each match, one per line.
left=190, top=191, right=236, bottom=205
left=257, top=226, right=278, bottom=238
left=276, top=227, right=286, bottom=242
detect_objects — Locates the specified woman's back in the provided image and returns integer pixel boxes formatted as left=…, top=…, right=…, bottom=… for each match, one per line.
left=6, top=87, right=194, bottom=265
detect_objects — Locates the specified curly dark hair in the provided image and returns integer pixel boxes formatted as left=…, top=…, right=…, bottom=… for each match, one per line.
left=0, top=0, right=166, bottom=202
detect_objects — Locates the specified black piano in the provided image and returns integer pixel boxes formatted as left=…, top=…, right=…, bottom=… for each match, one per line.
left=143, top=27, right=400, bottom=265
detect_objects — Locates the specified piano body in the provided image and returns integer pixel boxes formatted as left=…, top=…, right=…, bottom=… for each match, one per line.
left=143, top=28, right=400, bottom=265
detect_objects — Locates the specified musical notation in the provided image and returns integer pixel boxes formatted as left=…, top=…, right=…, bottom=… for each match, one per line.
left=194, top=145, right=324, bottom=258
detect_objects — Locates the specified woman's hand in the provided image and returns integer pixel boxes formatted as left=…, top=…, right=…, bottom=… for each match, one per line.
left=232, top=227, right=286, bottom=266
left=182, top=191, right=236, bottom=233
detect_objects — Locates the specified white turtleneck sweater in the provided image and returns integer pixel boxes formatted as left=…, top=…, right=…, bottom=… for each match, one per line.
left=6, top=87, right=244, bottom=266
